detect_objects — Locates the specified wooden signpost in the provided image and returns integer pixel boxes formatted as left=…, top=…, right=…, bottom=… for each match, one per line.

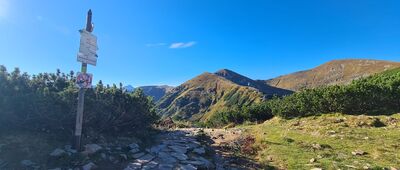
left=74, top=9, right=98, bottom=150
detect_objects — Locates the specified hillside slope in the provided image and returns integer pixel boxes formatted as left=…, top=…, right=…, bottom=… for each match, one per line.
left=157, top=70, right=291, bottom=121
left=138, top=85, right=174, bottom=101
left=265, top=59, right=400, bottom=91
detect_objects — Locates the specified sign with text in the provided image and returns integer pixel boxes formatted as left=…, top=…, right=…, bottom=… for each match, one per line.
left=76, top=72, right=93, bottom=89
left=77, top=29, right=98, bottom=66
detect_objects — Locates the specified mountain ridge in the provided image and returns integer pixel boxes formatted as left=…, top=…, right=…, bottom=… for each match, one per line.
left=265, top=59, right=400, bottom=91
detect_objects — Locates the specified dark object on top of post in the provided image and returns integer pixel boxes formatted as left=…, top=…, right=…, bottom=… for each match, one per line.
left=86, top=9, right=93, bottom=32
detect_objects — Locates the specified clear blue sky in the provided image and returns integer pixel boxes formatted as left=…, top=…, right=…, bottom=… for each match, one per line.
left=1, top=0, right=400, bottom=86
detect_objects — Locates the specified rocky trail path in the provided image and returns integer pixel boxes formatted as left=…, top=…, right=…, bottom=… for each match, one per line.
left=124, top=128, right=260, bottom=170
left=1, top=128, right=260, bottom=170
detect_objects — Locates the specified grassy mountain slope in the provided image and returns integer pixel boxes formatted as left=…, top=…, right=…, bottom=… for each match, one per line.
left=138, top=85, right=174, bottom=102
left=157, top=72, right=268, bottom=121
left=244, top=113, right=400, bottom=169
left=265, top=59, right=400, bottom=91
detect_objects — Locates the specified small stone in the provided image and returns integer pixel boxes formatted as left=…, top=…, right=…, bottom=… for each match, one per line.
left=125, top=162, right=141, bottom=170
left=179, top=164, right=197, bottom=170
left=310, top=158, right=316, bottom=163
left=84, top=144, right=102, bottom=155
left=129, top=148, right=140, bottom=153
left=50, top=148, right=66, bottom=157
left=20, top=160, right=35, bottom=167
left=310, top=168, right=322, bottom=170
left=82, top=162, right=96, bottom=170
left=266, top=155, right=273, bottom=161
left=48, top=168, right=62, bottom=170
left=171, top=152, right=188, bottom=161
left=158, top=164, right=174, bottom=170
left=129, top=143, right=139, bottom=149
left=193, top=147, right=206, bottom=155
left=352, top=150, right=366, bottom=156
left=142, top=161, right=158, bottom=170
left=390, top=167, right=398, bottom=170
left=136, top=154, right=155, bottom=164
left=169, top=145, right=188, bottom=154
left=312, top=144, right=322, bottom=150
left=132, top=152, right=145, bottom=159
left=101, top=153, right=107, bottom=159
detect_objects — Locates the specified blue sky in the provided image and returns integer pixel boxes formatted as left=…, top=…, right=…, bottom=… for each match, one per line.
left=0, top=0, right=400, bottom=86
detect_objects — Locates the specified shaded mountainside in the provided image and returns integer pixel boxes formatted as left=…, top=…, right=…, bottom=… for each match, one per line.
left=138, top=85, right=174, bottom=101
left=215, top=69, right=292, bottom=96
left=265, top=59, right=400, bottom=91
left=156, top=70, right=292, bottom=122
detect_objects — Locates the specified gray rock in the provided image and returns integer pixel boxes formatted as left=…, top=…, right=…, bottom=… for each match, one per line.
left=158, top=164, right=174, bottom=170
left=101, top=153, right=107, bottom=159
left=132, top=152, right=145, bottom=159
left=82, top=162, right=96, bottom=170
left=178, top=164, right=197, bottom=170
left=193, top=147, right=205, bottom=155
left=149, top=144, right=166, bottom=154
left=182, top=160, right=204, bottom=166
left=169, top=145, right=188, bottom=154
left=352, top=150, right=366, bottom=156
left=20, top=160, right=35, bottom=167
left=125, top=162, right=141, bottom=170
left=50, top=148, right=66, bottom=157
left=171, top=152, right=188, bottom=161
left=64, top=145, right=77, bottom=153
left=48, top=168, right=62, bottom=170
left=84, top=144, right=102, bottom=154
left=129, top=143, right=139, bottom=149
left=142, top=161, right=159, bottom=170
left=129, top=148, right=140, bottom=153
left=136, top=154, right=155, bottom=164
left=158, top=152, right=178, bottom=164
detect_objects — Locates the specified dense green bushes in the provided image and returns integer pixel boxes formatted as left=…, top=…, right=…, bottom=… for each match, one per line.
left=206, top=68, right=400, bottom=126
left=0, top=65, right=158, bottom=139
left=271, top=68, right=400, bottom=118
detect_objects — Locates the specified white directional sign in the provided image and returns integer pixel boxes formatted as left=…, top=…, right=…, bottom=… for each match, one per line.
left=76, top=72, right=93, bottom=89
left=77, top=29, right=98, bottom=66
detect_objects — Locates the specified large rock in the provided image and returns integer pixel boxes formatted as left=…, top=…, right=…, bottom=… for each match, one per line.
left=50, top=148, right=66, bottom=157
left=136, top=154, right=155, bottom=164
left=125, top=162, right=142, bottom=170
left=169, top=145, right=188, bottom=154
left=171, top=152, right=188, bottom=161
left=84, top=144, right=102, bottom=155
left=178, top=164, right=197, bottom=170
left=82, top=162, right=96, bottom=170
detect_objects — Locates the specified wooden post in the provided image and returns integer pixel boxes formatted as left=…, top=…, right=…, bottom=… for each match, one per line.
left=74, top=9, right=93, bottom=151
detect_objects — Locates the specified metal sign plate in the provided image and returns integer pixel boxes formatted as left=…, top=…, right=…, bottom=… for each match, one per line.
left=76, top=72, right=93, bottom=89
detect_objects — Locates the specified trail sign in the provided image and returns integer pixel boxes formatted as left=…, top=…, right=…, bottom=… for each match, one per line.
left=76, top=72, right=93, bottom=89
left=77, top=29, right=98, bottom=66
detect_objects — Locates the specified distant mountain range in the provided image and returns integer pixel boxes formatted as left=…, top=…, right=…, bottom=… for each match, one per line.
left=123, top=85, right=174, bottom=102
left=265, top=59, right=400, bottom=91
